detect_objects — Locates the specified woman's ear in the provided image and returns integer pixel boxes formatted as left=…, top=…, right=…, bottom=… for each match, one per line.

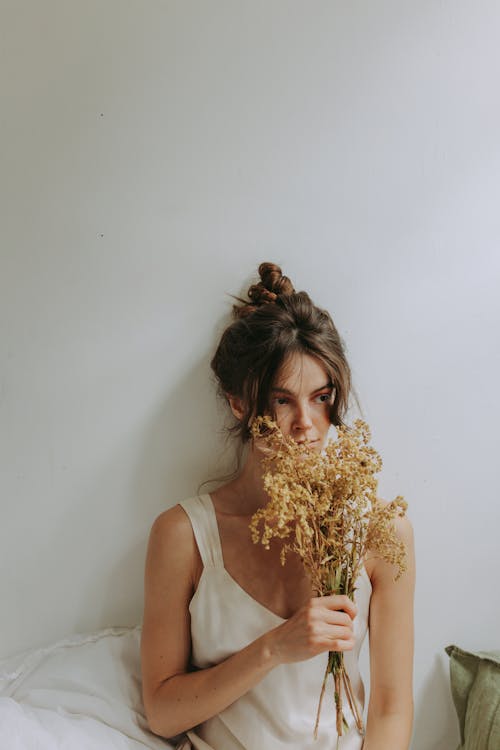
left=226, top=394, right=245, bottom=421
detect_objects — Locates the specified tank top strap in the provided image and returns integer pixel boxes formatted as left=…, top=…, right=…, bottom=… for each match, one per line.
left=178, top=494, right=224, bottom=569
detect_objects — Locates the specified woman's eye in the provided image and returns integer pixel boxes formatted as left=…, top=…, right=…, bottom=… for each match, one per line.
left=275, top=397, right=289, bottom=406
left=316, top=393, right=331, bottom=403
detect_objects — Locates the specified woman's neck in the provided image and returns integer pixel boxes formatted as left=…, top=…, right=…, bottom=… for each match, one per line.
left=214, top=443, right=270, bottom=516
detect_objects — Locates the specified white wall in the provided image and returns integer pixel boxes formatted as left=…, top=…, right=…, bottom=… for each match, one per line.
left=1, top=2, right=499, bottom=748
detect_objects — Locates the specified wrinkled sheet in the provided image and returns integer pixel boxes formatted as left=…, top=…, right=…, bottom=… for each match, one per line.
left=0, top=626, right=177, bottom=749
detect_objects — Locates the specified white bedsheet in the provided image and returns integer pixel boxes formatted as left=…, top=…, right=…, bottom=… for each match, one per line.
left=0, top=626, right=178, bottom=749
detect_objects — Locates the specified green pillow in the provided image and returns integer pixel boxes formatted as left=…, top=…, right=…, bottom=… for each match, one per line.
left=445, top=644, right=500, bottom=750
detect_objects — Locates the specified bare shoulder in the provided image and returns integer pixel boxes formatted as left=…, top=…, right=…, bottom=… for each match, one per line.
left=364, top=499, right=415, bottom=583
left=145, top=503, right=201, bottom=588
left=372, top=497, right=414, bottom=540
left=148, top=503, right=196, bottom=551
left=392, top=507, right=414, bottom=547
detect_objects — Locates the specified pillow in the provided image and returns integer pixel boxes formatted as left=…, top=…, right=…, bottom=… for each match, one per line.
left=0, top=626, right=176, bottom=749
left=445, top=644, right=500, bottom=750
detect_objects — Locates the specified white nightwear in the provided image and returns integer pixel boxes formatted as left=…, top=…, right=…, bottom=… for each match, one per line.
left=174, top=494, right=371, bottom=750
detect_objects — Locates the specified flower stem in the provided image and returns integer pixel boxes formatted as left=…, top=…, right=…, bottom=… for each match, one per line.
left=335, top=668, right=343, bottom=736
left=314, top=650, right=365, bottom=741
left=342, top=667, right=365, bottom=735
left=314, top=651, right=335, bottom=739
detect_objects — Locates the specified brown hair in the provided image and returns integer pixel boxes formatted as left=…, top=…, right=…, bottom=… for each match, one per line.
left=210, top=262, right=357, bottom=443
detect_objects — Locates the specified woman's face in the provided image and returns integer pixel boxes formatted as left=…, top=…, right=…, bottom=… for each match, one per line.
left=268, top=352, right=335, bottom=452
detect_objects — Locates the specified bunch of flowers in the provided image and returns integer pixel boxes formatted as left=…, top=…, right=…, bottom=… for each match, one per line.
left=249, top=416, right=408, bottom=742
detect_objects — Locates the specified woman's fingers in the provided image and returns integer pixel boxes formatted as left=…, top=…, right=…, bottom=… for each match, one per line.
left=268, top=593, right=358, bottom=665
left=304, top=597, right=357, bottom=632
left=306, top=621, right=356, bottom=654
left=328, top=635, right=356, bottom=651
left=316, top=594, right=357, bottom=621
left=319, top=609, right=355, bottom=628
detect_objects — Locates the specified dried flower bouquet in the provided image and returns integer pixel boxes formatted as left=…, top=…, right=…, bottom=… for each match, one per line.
left=249, top=416, right=408, bottom=742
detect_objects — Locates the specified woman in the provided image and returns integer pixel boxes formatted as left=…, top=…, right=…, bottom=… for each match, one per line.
left=141, top=262, right=415, bottom=749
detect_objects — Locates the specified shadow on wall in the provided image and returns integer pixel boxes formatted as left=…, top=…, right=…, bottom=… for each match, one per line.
left=413, top=651, right=458, bottom=750
left=91, top=347, right=238, bottom=630
left=128, top=306, right=240, bottom=520
left=34, top=298, right=239, bottom=642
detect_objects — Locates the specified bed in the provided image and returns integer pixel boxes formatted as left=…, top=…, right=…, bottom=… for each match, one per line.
left=4, top=624, right=500, bottom=749
left=0, top=625, right=179, bottom=749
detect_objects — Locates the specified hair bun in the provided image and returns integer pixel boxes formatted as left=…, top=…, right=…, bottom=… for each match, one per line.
left=249, top=261, right=294, bottom=302
left=232, top=262, right=295, bottom=319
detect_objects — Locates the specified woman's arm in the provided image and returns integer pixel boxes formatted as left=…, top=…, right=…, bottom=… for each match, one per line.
left=362, top=514, right=416, bottom=749
left=140, top=506, right=276, bottom=738
left=140, top=506, right=357, bottom=739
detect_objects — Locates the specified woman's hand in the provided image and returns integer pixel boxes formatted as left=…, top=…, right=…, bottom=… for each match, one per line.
left=267, top=595, right=357, bottom=665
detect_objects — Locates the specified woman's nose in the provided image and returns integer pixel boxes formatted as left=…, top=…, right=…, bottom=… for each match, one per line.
left=293, top=403, right=313, bottom=431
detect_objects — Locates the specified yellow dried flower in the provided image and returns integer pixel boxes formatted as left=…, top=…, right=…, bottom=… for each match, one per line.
left=249, top=415, right=409, bottom=741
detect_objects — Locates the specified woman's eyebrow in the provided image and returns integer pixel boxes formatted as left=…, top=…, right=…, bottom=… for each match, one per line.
left=271, top=382, right=333, bottom=395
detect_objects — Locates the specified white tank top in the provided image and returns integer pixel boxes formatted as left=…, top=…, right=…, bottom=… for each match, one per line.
left=176, top=494, right=371, bottom=750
